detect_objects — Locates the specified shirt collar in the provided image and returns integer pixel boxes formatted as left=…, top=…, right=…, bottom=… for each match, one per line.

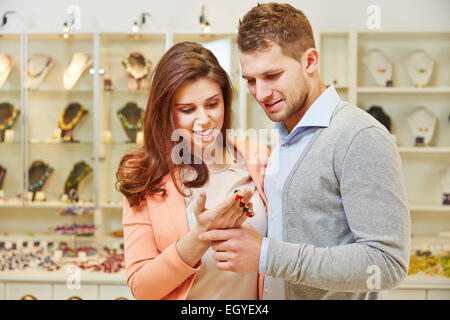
left=275, top=85, right=342, bottom=140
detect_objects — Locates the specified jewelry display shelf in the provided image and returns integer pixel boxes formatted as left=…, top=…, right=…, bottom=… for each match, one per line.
left=0, top=269, right=127, bottom=285
left=398, top=147, right=450, bottom=157
left=409, top=205, right=450, bottom=214
left=357, top=87, right=450, bottom=94
left=23, top=200, right=95, bottom=208
left=399, top=274, right=450, bottom=290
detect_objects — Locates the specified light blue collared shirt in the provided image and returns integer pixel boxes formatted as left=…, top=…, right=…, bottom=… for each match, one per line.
left=259, top=85, right=342, bottom=299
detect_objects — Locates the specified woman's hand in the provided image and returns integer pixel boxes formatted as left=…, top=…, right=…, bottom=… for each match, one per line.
left=192, top=188, right=253, bottom=232
left=175, top=188, right=253, bottom=268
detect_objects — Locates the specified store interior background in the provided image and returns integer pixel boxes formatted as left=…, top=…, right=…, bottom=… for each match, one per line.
left=0, top=0, right=449, bottom=300
left=1, top=0, right=450, bottom=32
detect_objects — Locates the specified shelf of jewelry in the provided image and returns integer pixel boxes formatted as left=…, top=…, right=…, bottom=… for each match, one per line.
left=24, top=33, right=95, bottom=207
left=353, top=31, right=450, bottom=228
left=350, top=32, right=450, bottom=293
left=98, top=33, right=167, bottom=207
left=1, top=30, right=449, bottom=293
left=0, top=33, right=23, bottom=206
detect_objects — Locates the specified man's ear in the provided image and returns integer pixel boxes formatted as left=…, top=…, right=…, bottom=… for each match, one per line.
left=303, top=48, right=319, bottom=74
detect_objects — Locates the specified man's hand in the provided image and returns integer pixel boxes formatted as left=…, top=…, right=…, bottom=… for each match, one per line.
left=198, top=223, right=263, bottom=273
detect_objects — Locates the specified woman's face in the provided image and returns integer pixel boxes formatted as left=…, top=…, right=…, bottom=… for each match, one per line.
left=172, top=77, right=225, bottom=152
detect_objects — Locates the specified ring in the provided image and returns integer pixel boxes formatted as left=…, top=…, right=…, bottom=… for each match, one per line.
left=233, top=190, right=255, bottom=217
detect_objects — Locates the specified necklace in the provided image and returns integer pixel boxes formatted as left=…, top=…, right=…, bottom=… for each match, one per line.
left=122, top=52, right=152, bottom=80
left=28, top=162, right=53, bottom=192
left=65, top=162, right=92, bottom=189
left=362, top=49, right=392, bottom=87
left=59, top=104, right=86, bottom=131
left=28, top=57, right=52, bottom=78
left=0, top=108, right=19, bottom=131
left=117, top=109, right=144, bottom=131
left=406, top=49, right=434, bottom=87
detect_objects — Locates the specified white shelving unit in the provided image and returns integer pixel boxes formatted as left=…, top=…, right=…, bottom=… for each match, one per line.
left=0, top=29, right=449, bottom=299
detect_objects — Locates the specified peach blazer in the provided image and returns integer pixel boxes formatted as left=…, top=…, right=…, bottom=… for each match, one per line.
left=122, top=139, right=269, bottom=300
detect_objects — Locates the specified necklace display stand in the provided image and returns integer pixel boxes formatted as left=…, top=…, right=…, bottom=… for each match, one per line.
left=0, top=53, right=14, bottom=88
left=117, top=102, right=144, bottom=143
left=0, top=164, right=6, bottom=191
left=367, top=105, right=392, bottom=132
left=28, top=160, right=53, bottom=202
left=64, top=161, right=93, bottom=202
left=366, top=105, right=396, bottom=144
left=406, top=49, right=434, bottom=87
left=122, top=52, right=151, bottom=92
left=63, top=52, right=93, bottom=90
left=58, top=102, right=88, bottom=142
left=363, top=49, right=393, bottom=87
left=0, top=102, right=20, bottom=142
left=26, top=54, right=53, bottom=90
left=407, top=106, right=437, bottom=147
left=442, top=167, right=450, bottom=205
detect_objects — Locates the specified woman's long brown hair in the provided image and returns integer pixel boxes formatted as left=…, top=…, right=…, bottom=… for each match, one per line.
left=116, top=41, right=233, bottom=207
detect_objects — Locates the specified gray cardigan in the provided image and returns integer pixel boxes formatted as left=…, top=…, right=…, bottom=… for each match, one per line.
left=266, top=102, right=411, bottom=299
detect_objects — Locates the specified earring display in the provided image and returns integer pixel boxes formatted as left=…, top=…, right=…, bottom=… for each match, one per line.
left=117, top=102, right=144, bottom=142
left=362, top=49, right=393, bottom=87
left=0, top=102, right=20, bottom=142
left=442, top=167, right=450, bottom=205
left=122, top=52, right=152, bottom=92
left=64, top=161, right=93, bottom=202
left=63, top=52, right=93, bottom=90
left=0, top=53, right=14, bottom=88
left=366, top=105, right=392, bottom=132
left=0, top=164, right=6, bottom=190
left=407, top=106, right=437, bottom=147
left=406, top=49, right=434, bottom=88
left=26, top=54, right=53, bottom=89
left=58, top=102, right=88, bottom=142
left=28, top=160, right=53, bottom=202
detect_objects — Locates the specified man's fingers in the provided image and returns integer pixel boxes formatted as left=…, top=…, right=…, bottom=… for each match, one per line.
left=213, top=250, right=234, bottom=262
left=198, top=228, right=237, bottom=242
left=216, top=261, right=233, bottom=272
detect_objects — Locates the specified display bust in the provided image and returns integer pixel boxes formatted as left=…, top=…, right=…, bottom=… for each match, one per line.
left=407, top=106, right=437, bottom=147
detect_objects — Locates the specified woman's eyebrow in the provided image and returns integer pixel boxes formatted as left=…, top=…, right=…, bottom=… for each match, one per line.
left=205, top=93, right=221, bottom=101
left=174, top=93, right=221, bottom=106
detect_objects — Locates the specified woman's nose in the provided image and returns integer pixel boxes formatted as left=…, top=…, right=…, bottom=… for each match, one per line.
left=194, top=109, right=210, bottom=128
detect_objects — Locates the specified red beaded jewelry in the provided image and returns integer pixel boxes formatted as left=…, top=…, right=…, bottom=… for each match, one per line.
left=233, top=189, right=255, bottom=217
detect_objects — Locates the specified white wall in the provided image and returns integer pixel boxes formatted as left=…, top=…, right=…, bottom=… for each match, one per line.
left=1, top=0, right=449, bottom=33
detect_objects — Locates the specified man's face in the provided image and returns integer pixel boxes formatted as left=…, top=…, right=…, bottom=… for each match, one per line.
left=240, top=43, right=308, bottom=124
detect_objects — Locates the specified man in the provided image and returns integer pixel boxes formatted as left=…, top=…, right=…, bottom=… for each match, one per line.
left=199, top=3, right=410, bottom=299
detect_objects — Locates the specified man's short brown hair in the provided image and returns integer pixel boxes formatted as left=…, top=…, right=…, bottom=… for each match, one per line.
left=238, top=2, right=315, bottom=61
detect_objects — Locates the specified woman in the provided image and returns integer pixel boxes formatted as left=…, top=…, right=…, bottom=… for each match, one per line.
left=116, top=41, right=269, bottom=300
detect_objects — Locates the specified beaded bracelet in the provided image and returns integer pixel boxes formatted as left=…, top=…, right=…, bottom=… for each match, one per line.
left=55, top=206, right=94, bottom=216
left=233, top=189, right=255, bottom=217
left=54, top=223, right=95, bottom=236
